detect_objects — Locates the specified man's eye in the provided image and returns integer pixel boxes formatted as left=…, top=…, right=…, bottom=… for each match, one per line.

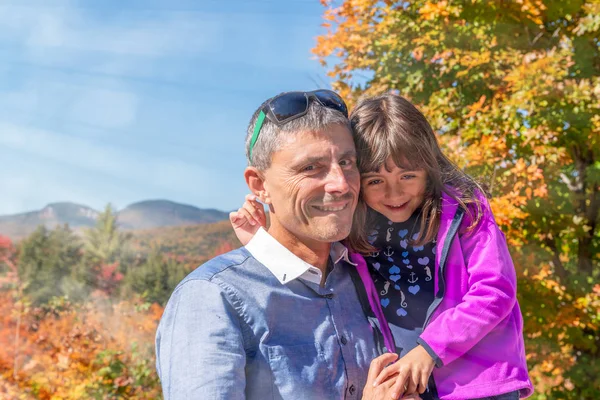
left=340, top=159, right=354, bottom=167
left=302, top=165, right=316, bottom=172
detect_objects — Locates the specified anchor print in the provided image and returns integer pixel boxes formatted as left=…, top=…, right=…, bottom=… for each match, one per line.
left=424, top=266, right=432, bottom=281
left=386, top=227, right=394, bottom=242
left=383, top=246, right=394, bottom=257
left=380, top=281, right=390, bottom=296
left=408, top=272, right=418, bottom=284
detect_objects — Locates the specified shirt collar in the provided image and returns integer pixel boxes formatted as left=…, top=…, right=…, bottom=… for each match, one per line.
left=244, top=227, right=355, bottom=285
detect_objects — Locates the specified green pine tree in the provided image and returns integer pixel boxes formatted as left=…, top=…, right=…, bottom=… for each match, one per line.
left=17, top=225, right=83, bottom=305
left=124, top=247, right=188, bottom=305
left=77, top=204, right=134, bottom=293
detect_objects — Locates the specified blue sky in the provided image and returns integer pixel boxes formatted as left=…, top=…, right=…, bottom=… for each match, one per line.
left=0, top=0, right=334, bottom=215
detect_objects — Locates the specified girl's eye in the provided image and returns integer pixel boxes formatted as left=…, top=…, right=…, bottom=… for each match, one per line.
left=367, top=179, right=382, bottom=185
left=401, top=174, right=416, bottom=180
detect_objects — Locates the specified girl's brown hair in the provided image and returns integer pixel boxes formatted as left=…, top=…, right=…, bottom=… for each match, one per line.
left=348, top=92, right=488, bottom=254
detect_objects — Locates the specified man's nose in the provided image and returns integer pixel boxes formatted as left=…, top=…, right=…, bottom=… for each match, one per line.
left=324, top=164, right=351, bottom=194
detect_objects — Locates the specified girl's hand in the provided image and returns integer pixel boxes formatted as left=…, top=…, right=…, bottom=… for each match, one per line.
left=372, top=345, right=434, bottom=399
left=229, top=194, right=267, bottom=246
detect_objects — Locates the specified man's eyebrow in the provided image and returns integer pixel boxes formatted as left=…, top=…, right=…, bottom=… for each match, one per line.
left=292, top=155, right=327, bottom=166
left=294, top=150, right=357, bottom=165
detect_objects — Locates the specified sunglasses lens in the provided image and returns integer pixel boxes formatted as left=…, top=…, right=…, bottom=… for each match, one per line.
left=268, top=92, right=308, bottom=123
left=313, top=90, right=348, bottom=117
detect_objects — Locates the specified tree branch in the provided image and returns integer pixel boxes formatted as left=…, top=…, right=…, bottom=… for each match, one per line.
left=545, top=238, right=567, bottom=282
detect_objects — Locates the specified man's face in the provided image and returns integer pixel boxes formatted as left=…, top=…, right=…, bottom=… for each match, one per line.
left=262, top=124, right=360, bottom=244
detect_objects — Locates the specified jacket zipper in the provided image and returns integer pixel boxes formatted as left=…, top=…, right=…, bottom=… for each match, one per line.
left=421, top=207, right=465, bottom=330
left=420, top=207, right=465, bottom=400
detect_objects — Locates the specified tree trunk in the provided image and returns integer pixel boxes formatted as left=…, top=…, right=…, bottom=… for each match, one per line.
left=547, top=238, right=568, bottom=281
left=572, top=145, right=598, bottom=275
left=13, top=285, right=22, bottom=380
left=578, top=183, right=599, bottom=275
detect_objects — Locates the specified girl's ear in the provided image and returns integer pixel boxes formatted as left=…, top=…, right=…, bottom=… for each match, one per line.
left=244, top=167, right=271, bottom=204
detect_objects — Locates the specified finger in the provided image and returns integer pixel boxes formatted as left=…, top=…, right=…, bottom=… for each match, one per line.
left=401, top=394, right=422, bottom=400
left=367, top=353, right=399, bottom=386
left=418, top=372, right=428, bottom=394
left=368, top=377, right=397, bottom=400
left=242, top=201, right=264, bottom=225
left=238, top=208, right=258, bottom=226
left=231, top=208, right=256, bottom=227
left=389, top=370, right=409, bottom=400
left=404, top=372, right=418, bottom=396
left=245, top=193, right=259, bottom=203
left=229, top=211, right=241, bottom=225
left=246, top=195, right=267, bottom=226
left=244, top=194, right=259, bottom=209
left=373, top=360, right=401, bottom=387
left=245, top=194, right=265, bottom=212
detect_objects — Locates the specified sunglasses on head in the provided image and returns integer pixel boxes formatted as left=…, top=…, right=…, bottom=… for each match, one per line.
left=249, top=90, right=348, bottom=160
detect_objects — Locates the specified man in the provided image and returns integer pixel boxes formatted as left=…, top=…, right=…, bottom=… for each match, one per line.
left=155, top=90, right=396, bottom=399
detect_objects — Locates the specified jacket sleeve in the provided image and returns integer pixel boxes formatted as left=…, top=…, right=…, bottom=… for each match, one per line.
left=155, top=279, right=247, bottom=399
left=418, top=199, right=518, bottom=367
left=349, top=250, right=397, bottom=354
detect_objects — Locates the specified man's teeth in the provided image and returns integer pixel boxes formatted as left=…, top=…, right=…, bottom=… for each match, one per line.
left=315, top=205, right=346, bottom=211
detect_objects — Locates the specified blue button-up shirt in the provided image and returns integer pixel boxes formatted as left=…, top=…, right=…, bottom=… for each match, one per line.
left=156, top=228, right=380, bottom=399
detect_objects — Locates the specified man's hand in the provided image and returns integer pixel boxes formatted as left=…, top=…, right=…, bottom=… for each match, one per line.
left=362, top=353, right=422, bottom=400
left=372, top=345, right=434, bottom=399
left=229, top=194, right=267, bottom=245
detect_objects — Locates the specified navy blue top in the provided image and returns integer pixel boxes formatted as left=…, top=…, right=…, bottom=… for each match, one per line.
left=367, top=209, right=437, bottom=399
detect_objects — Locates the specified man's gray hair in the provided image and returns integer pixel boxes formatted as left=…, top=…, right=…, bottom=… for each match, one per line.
left=245, top=98, right=351, bottom=170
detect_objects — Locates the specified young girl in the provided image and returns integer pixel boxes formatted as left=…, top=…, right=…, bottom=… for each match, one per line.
left=230, top=93, right=533, bottom=400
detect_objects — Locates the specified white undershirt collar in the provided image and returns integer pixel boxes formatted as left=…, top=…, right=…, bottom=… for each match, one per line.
left=244, top=227, right=356, bottom=285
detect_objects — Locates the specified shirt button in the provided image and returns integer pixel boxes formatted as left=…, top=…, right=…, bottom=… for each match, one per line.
left=348, top=384, right=356, bottom=395
left=340, top=335, right=348, bottom=345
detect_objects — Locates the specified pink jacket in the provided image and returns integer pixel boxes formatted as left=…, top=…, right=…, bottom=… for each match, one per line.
left=350, top=191, right=533, bottom=399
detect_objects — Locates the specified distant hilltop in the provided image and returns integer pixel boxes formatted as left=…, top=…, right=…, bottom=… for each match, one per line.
left=0, top=200, right=230, bottom=240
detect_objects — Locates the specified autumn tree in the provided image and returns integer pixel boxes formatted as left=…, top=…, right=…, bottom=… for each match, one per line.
left=315, top=0, right=599, bottom=397
left=0, top=235, right=17, bottom=286
left=124, top=247, right=188, bottom=305
left=17, top=225, right=83, bottom=305
left=0, top=291, right=162, bottom=399
left=315, top=0, right=598, bottom=276
left=82, top=204, right=132, bottom=266
left=78, top=204, right=135, bottom=295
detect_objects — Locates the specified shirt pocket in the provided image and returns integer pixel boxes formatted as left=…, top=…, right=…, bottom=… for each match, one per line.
left=265, top=342, right=332, bottom=399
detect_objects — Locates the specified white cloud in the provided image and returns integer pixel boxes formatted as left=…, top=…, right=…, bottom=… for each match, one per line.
left=0, top=1, right=326, bottom=215
left=0, top=165, right=101, bottom=214
left=68, top=88, right=138, bottom=129
left=0, top=2, right=223, bottom=58
left=0, top=122, right=215, bottom=188
left=0, top=121, right=242, bottom=214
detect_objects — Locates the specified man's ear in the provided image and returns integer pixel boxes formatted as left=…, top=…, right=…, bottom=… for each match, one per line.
left=244, top=167, right=271, bottom=204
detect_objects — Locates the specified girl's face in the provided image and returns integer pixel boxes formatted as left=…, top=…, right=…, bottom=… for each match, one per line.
left=360, top=157, right=427, bottom=223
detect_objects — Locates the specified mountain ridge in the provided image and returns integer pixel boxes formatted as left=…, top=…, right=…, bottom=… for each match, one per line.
left=0, top=200, right=230, bottom=240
